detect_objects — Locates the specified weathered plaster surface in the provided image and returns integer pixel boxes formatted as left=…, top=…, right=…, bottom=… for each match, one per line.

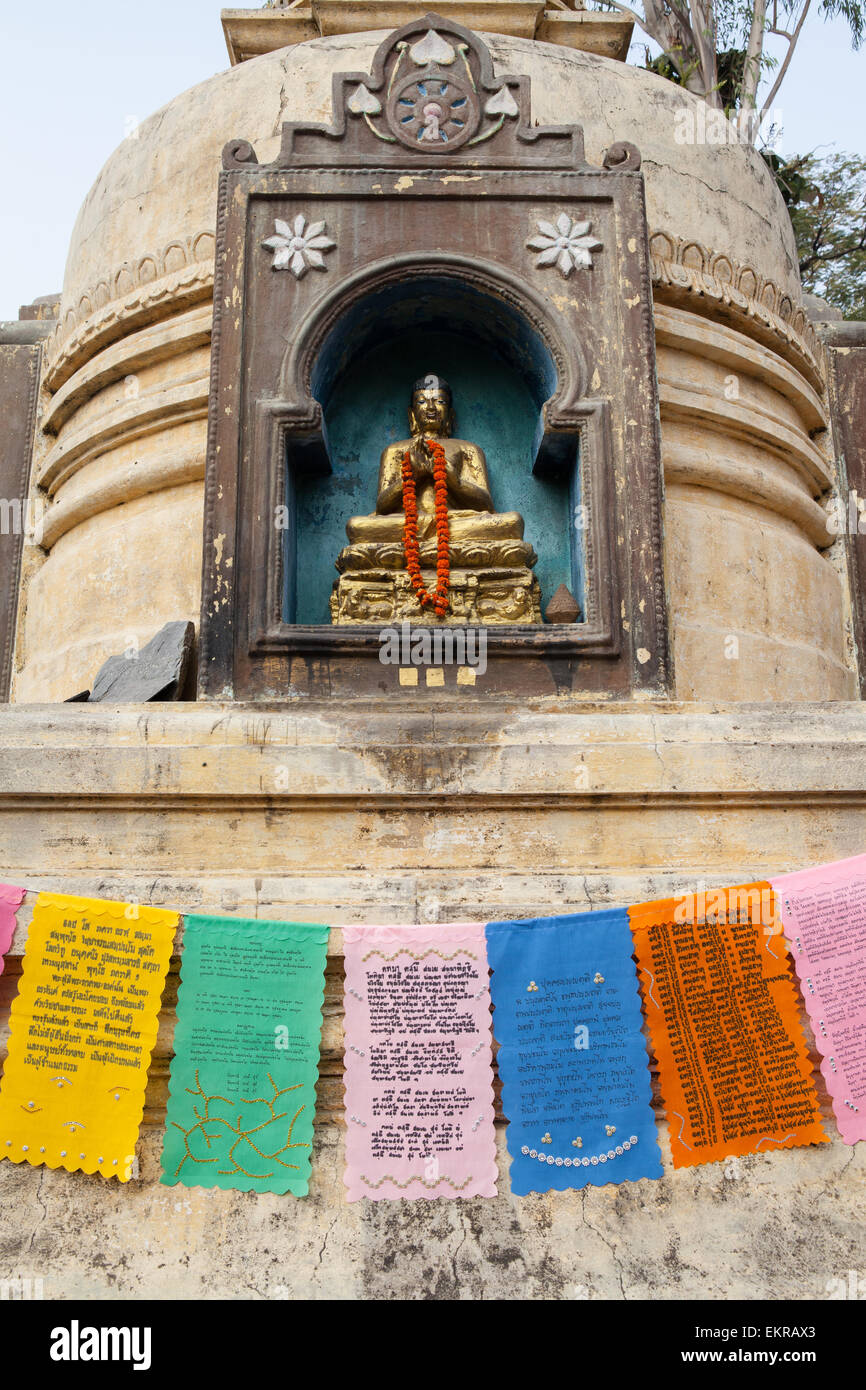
left=1, top=1125, right=861, bottom=1301
left=0, top=701, right=864, bottom=1299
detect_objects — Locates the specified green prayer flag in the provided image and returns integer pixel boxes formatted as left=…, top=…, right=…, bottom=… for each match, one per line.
left=160, top=915, right=329, bottom=1195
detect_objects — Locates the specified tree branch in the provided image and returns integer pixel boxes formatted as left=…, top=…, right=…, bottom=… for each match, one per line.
left=759, top=0, right=812, bottom=125
left=803, top=237, right=866, bottom=269
left=643, top=0, right=685, bottom=55
left=740, top=0, right=768, bottom=112
left=687, top=0, right=722, bottom=103
left=594, top=0, right=647, bottom=28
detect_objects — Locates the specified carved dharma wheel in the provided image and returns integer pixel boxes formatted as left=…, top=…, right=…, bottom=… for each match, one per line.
left=387, top=72, right=479, bottom=150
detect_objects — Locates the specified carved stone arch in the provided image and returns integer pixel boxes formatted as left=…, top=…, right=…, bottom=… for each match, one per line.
left=163, top=240, right=188, bottom=275
left=278, top=252, right=589, bottom=480
left=761, top=280, right=779, bottom=312
left=115, top=266, right=135, bottom=298
left=710, top=253, right=734, bottom=285
left=192, top=231, right=215, bottom=263
left=681, top=240, right=708, bottom=273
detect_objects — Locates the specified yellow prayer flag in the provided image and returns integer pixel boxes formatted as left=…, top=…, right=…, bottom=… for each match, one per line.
left=0, top=893, right=176, bottom=1181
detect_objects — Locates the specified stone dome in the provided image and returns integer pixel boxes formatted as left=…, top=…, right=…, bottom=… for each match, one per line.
left=59, top=34, right=800, bottom=307
left=14, top=31, right=851, bottom=701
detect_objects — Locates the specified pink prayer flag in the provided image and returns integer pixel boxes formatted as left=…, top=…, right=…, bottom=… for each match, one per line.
left=0, top=886, right=25, bottom=974
left=343, top=923, right=498, bottom=1200
left=772, top=854, right=866, bottom=1144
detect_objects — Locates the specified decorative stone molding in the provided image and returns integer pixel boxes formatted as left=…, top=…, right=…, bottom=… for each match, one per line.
left=38, top=441, right=207, bottom=552
left=37, top=378, right=209, bottom=496
left=660, top=380, right=831, bottom=496
left=652, top=303, right=825, bottom=433
left=40, top=219, right=822, bottom=394
left=662, top=439, right=832, bottom=549
left=38, top=217, right=827, bottom=539
left=220, top=4, right=634, bottom=65
left=649, top=232, right=823, bottom=389
left=602, top=141, right=641, bottom=173
left=43, top=231, right=216, bottom=391
left=42, top=305, right=213, bottom=437
left=653, top=303, right=834, bottom=551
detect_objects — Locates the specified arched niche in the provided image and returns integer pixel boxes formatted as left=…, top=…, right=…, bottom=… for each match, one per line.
left=286, top=270, right=583, bottom=625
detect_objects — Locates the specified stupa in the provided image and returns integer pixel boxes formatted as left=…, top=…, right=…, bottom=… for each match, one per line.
left=0, top=0, right=864, bottom=1301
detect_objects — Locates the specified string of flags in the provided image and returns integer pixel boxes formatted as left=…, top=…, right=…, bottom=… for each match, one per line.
left=0, top=853, right=864, bottom=1198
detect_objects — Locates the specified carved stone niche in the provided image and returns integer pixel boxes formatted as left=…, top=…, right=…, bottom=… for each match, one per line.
left=198, top=12, right=669, bottom=700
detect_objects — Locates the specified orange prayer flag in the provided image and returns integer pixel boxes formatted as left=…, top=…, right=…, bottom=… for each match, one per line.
left=628, top=882, right=826, bottom=1168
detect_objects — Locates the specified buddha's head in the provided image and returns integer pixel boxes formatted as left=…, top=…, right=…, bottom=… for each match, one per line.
left=409, top=374, right=454, bottom=438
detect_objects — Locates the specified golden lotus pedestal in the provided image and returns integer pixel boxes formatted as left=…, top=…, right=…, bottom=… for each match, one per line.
left=330, top=539, right=542, bottom=624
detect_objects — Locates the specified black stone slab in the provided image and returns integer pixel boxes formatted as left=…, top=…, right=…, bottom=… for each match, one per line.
left=88, top=621, right=195, bottom=702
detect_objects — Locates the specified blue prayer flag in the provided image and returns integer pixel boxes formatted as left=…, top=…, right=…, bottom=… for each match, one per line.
left=486, top=909, right=662, bottom=1194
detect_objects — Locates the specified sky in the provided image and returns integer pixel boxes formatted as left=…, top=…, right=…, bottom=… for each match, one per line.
left=0, top=2, right=863, bottom=319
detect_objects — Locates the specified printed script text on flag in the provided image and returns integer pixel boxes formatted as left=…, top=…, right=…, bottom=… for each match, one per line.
left=0, top=893, right=176, bottom=1181
left=772, top=854, right=866, bottom=1145
left=628, top=884, right=826, bottom=1167
left=342, top=923, right=498, bottom=1201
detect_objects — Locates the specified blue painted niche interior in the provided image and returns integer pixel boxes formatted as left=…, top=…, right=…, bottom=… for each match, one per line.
left=288, top=278, right=582, bottom=626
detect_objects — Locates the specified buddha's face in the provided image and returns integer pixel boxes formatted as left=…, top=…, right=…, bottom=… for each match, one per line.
left=409, top=387, right=453, bottom=437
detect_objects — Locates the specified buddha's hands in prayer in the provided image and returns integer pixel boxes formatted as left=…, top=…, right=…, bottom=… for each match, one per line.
left=408, top=437, right=439, bottom=481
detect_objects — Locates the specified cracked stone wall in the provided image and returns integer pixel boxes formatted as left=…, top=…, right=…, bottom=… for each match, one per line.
left=3, top=1124, right=862, bottom=1301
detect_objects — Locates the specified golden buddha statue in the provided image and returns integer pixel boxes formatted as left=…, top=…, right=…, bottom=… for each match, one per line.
left=330, top=375, right=542, bottom=624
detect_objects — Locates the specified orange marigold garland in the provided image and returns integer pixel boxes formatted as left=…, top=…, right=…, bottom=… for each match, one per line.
left=401, top=438, right=450, bottom=618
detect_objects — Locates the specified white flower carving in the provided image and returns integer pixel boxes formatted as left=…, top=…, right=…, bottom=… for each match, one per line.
left=527, top=213, right=602, bottom=277
left=262, top=215, right=336, bottom=278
